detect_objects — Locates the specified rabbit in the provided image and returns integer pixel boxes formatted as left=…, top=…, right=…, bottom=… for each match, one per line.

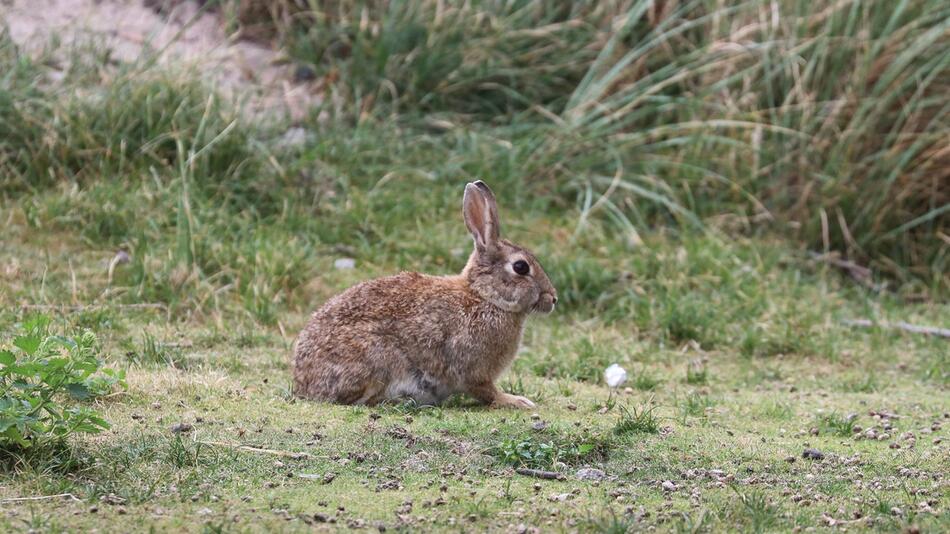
left=293, top=180, right=557, bottom=409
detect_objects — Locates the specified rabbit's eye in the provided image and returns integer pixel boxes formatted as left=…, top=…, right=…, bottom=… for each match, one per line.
left=513, top=260, right=530, bottom=275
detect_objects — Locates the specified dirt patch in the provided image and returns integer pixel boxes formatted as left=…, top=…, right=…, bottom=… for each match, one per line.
left=2, top=0, right=319, bottom=121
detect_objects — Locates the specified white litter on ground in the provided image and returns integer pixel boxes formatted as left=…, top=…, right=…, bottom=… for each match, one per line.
left=604, top=363, right=627, bottom=388
left=333, top=258, right=355, bottom=270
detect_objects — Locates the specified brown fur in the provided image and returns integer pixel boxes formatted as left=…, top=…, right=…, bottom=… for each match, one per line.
left=293, top=181, right=556, bottom=408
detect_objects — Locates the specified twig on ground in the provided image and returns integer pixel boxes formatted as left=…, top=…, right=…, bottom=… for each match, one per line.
left=515, top=468, right=565, bottom=480
left=808, top=251, right=880, bottom=290
left=843, top=319, right=950, bottom=339
left=0, top=493, right=81, bottom=503
left=199, top=440, right=316, bottom=460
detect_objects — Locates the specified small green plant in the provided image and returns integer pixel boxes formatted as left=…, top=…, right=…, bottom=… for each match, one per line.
left=679, top=393, right=715, bottom=421
left=125, top=333, right=185, bottom=368
left=816, top=412, right=858, bottom=437
left=492, top=429, right=609, bottom=470
left=0, top=315, right=125, bottom=451
left=595, top=390, right=618, bottom=413
left=614, top=402, right=659, bottom=436
left=673, top=509, right=714, bottom=534
left=493, top=438, right=586, bottom=470
left=758, top=400, right=794, bottom=421
left=633, top=369, right=661, bottom=391
left=686, top=360, right=708, bottom=385
left=730, top=486, right=779, bottom=533
left=843, top=374, right=879, bottom=393
left=587, top=507, right=640, bottom=533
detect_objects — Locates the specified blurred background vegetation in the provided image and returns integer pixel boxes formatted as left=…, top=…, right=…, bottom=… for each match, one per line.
left=2, top=0, right=947, bottom=321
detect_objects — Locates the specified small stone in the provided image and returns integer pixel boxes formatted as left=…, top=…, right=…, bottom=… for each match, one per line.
left=889, top=442, right=900, bottom=449
left=88, top=506, right=98, bottom=514
left=150, top=402, right=162, bottom=409
left=576, top=468, right=606, bottom=481
left=802, top=448, right=825, bottom=460
left=530, top=413, right=541, bottom=421
left=809, top=427, right=819, bottom=436
left=661, top=480, right=677, bottom=492
left=276, top=127, right=309, bottom=149
left=334, top=258, right=356, bottom=270
left=890, top=506, right=903, bottom=516
left=293, top=64, right=317, bottom=82
left=784, top=456, right=796, bottom=463
left=531, top=421, right=547, bottom=431
left=170, top=422, right=193, bottom=434
left=100, top=493, right=125, bottom=505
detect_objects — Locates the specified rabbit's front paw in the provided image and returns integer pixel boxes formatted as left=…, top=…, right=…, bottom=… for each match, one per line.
left=493, top=393, right=535, bottom=409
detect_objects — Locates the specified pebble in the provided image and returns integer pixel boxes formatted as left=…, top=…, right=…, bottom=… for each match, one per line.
left=661, top=480, right=677, bottom=492
left=802, top=448, right=825, bottom=460
left=576, top=468, right=606, bottom=481
left=170, top=422, right=193, bottom=434
left=276, top=127, right=310, bottom=149
left=334, top=258, right=356, bottom=270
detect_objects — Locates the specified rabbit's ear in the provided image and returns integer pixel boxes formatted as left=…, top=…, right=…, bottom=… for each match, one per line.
left=463, top=181, right=500, bottom=251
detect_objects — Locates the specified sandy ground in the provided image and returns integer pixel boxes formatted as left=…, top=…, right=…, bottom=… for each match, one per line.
left=2, top=0, right=319, bottom=121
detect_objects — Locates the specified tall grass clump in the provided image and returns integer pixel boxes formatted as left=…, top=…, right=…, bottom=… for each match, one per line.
left=283, top=0, right=948, bottom=291
left=283, top=1, right=621, bottom=117
left=725, top=0, right=950, bottom=288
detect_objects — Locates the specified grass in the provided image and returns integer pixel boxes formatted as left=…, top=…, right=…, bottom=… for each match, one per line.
left=1, top=1, right=949, bottom=532
left=816, top=411, right=859, bottom=437
left=259, top=0, right=948, bottom=290
left=613, top=402, right=659, bottom=436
